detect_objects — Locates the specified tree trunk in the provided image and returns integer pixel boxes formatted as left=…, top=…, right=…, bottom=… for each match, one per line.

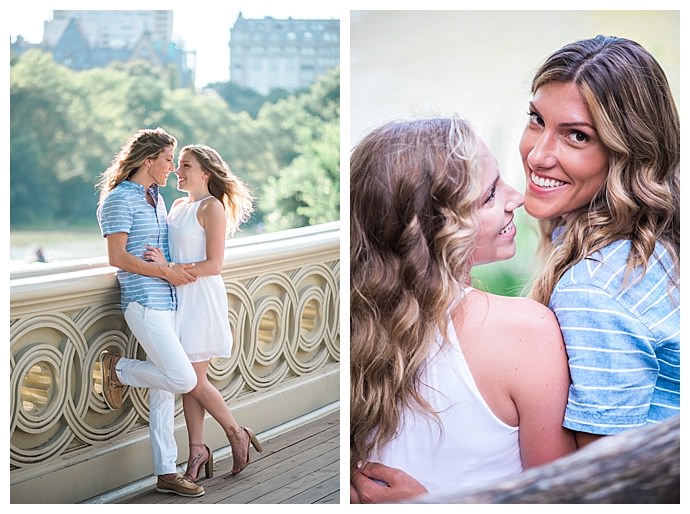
left=415, top=415, right=680, bottom=504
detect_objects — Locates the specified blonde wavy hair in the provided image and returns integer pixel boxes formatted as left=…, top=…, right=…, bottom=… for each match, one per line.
left=179, top=144, right=254, bottom=236
left=97, top=127, right=177, bottom=204
left=350, top=116, right=483, bottom=474
left=527, top=35, right=680, bottom=305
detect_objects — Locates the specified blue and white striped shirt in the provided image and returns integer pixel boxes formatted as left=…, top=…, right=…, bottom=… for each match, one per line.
left=550, top=239, right=680, bottom=435
left=97, top=180, right=176, bottom=312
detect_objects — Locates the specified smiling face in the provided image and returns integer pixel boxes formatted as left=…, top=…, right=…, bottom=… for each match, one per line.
left=519, top=82, right=609, bottom=221
left=470, top=138, right=525, bottom=266
left=174, top=150, right=208, bottom=194
left=146, top=145, right=176, bottom=187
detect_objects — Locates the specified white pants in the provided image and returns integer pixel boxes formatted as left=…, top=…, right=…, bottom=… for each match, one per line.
left=119, top=301, right=197, bottom=475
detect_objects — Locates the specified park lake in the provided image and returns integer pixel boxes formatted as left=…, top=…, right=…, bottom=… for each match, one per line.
left=10, top=228, right=107, bottom=269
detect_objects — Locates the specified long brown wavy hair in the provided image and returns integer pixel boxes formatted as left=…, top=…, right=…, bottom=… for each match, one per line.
left=179, top=144, right=254, bottom=236
left=527, top=35, right=680, bottom=304
left=350, top=116, right=482, bottom=474
left=97, top=127, right=177, bottom=204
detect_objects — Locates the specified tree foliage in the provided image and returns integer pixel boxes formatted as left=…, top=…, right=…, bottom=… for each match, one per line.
left=10, top=49, right=340, bottom=233
left=205, top=81, right=293, bottom=118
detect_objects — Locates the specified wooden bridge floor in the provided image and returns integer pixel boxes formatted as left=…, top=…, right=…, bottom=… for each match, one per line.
left=114, top=408, right=340, bottom=504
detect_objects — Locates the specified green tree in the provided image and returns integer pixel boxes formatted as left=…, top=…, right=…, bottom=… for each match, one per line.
left=206, top=81, right=292, bottom=118
left=11, top=50, right=81, bottom=226
left=258, top=67, right=340, bottom=231
left=261, top=119, right=340, bottom=231
left=10, top=50, right=340, bottom=235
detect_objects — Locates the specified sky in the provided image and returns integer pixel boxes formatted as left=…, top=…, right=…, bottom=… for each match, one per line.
left=7, top=2, right=342, bottom=88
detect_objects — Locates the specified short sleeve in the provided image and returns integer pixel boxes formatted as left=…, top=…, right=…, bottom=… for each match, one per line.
left=97, top=192, right=133, bottom=237
left=551, top=283, right=658, bottom=434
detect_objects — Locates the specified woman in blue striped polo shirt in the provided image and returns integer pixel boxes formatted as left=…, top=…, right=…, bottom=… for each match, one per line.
left=96, top=128, right=206, bottom=498
left=520, top=35, right=680, bottom=448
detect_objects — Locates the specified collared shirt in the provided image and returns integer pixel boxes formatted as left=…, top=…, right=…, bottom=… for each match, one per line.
left=550, top=238, right=680, bottom=435
left=97, top=180, right=176, bottom=312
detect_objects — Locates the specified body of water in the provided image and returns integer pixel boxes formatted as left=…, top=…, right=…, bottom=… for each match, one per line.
left=10, top=229, right=107, bottom=269
left=10, top=225, right=262, bottom=270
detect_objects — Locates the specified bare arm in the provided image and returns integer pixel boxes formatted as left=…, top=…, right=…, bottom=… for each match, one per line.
left=510, top=302, right=577, bottom=467
left=575, top=432, right=604, bottom=448
left=106, top=232, right=195, bottom=286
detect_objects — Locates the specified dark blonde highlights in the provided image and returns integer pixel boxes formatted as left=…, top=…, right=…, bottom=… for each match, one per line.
left=97, top=127, right=177, bottom=203
left=528, top=35, right=680, bottom=304
left=350, top=116, right=482, bottom=474
left=179, top=144, right=254, bottom=235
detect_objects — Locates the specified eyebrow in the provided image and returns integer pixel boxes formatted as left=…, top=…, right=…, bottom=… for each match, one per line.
left=529, top=101, right=597, bottom=130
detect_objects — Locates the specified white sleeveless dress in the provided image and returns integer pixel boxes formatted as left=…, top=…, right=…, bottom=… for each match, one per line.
left=167, top=197, right=233, bottom=362
left=371, top=306, right=523, bottom=495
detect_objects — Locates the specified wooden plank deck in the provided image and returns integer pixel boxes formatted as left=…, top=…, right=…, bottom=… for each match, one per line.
left=112, top=408, right=340, bottom=505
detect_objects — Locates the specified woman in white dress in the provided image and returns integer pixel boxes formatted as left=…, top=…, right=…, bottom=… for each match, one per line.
left=146, top=144, right=261, bottom=482
left=350, top=116, right=577, bottom=502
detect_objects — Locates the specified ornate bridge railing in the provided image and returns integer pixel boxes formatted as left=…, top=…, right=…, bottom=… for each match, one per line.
left=10, top=222, right=340, bottom=504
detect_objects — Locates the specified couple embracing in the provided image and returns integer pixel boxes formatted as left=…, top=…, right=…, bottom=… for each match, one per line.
left=96, top=128, right=262, bottom=497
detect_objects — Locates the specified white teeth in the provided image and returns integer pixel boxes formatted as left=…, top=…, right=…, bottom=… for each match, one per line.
left=531, top=172, right=566, bottom=188
left=499, top=221, right=514, bottom=235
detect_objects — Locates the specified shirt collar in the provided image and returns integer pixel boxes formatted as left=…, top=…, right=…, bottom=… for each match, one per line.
left=552, top=224, right=566, bottom=246
left=124, top=180, right=159, bottom=201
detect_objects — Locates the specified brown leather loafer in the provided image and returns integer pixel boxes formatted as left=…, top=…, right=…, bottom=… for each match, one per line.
left=156, top=474, right=205, bottom=497
left=99, top=350, right=124, bottom=409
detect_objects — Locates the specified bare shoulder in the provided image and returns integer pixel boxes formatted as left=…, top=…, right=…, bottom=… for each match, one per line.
left=196, top=196, right=226, bottom=230
left=455, top=289, right=568, bottom=428
left=491, top=294, right=559, bottom=329
left=198, top=196, right=224, bottom=217
left=461, top=289, right=562, bottom=347
left=199, top=195, right=223, bottom=211
left=466, top=291, right=568, bottom=390
left=465, top=289, right=557, bottom=324
left=465, top=295, right=575, bottom=465
left=171, top=197, right=186, bottom=209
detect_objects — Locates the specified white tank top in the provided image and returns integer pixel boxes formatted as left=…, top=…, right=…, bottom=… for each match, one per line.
left=371, top=312, right=523, bottom=495
left=168, top=198, right=207, bottom=263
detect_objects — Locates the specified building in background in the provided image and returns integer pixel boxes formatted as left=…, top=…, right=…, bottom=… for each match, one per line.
left=10, top=10, right=194, bottom=88
left=44, top=10, right=173, bottom=48
left=229, top=13, right=339, bottom=95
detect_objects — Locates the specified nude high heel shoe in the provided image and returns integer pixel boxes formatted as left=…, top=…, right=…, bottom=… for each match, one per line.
left=228, top=427, right=264, bottom=475
left=183, top=444, right=213, bottom=482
